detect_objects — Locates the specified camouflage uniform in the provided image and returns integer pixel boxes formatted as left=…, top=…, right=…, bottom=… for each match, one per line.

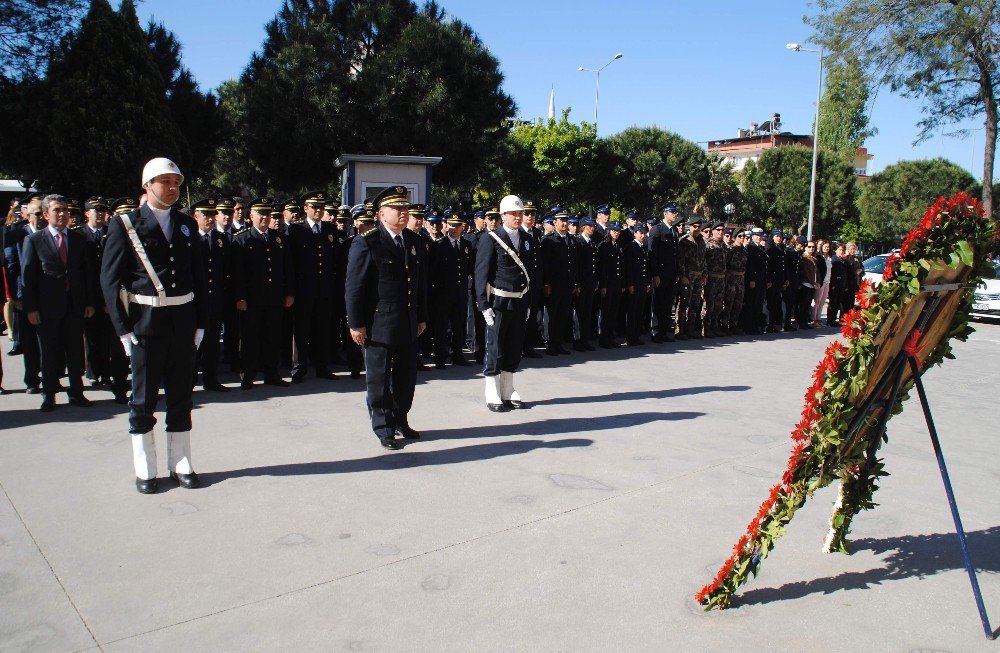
left=676, top=232, right=707, bottom=338
left=723, top=243, right=747, bottom=333
left=703, top=238, right=727, bottom=335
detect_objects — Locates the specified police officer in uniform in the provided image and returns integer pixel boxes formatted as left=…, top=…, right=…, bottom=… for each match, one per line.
left=623, top=222, right=651, bottom=345
left=100, top=158, right=208, bottom=493
left=231, top=197, right=295, bottom=389
left=345, top=186, right=428, bottom=450
left=217, top=197, right=242, bottom=372
left=649, top=203, right=681, bottom=342
left=191, top=198, right=231, bottom=392
left=430, top=210, right=473, bottom=368
left=475, top=195, right=530, bottom=412
left=344, top=205, right=376, bottom=378
left=519, top=202, right=543, bottom=358
left=597, top=222, right=625, bottom=348
left=288, top=191, right=338, bottom=382
left=541, top=208, right=579, bottom=355
left=574, top=216, right=599, bottom=351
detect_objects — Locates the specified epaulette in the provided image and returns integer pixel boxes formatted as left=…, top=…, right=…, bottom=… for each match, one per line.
left=233, top=226, right=250, bottom=236
left=363, top=228, right=379, bottom=240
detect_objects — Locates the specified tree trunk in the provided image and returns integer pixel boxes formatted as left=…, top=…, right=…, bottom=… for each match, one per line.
left=982, top=91, right=996, bottom=219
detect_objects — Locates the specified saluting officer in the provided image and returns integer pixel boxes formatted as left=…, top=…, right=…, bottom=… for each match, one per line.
left=191, top=198, right=231, bottom=392
left=475, top=195, right=531, bottom=412
left=100, top=158, right=208, bottom=494
left=231, top=197, right=295, bottom=389
left=597, top=221, right=625, bottom=348
left=288, top=191, right=338, bottom=382
left=345, top=186, right=428, bottom=450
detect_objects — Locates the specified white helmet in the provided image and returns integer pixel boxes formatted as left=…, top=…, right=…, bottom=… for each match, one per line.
left=499, top=194, right=524, bottom=214
left=141, top=157, right=184, bottom=187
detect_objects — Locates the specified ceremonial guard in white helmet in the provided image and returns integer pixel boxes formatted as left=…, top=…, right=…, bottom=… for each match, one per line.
left=474, top=195, right=530, bottom=412
left=100, top=158, right=208, bottom=493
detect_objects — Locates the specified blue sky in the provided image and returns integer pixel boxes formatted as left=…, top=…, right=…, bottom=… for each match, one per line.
left=136, top=0, right=991, bottom=180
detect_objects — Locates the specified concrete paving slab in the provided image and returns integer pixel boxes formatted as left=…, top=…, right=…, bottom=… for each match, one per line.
left=0, top=322, right=997, bottom=651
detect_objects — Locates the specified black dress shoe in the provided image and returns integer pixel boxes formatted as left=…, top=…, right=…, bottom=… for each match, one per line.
left=379, top=435, right=402, bottom=450
left=487, top=402, right=510, bottom=412
left=350, top=371, right=362, bottom=379
left=25, top=386, right=41, bottom=395
left=316, top=370, right=337, bottom=380
left=585, top=344, right=596, bottom=351
left=39, top=397, right=56, bottom=412
left=136, top=477, right=158, bottom=494
left=557, top=347, right=571, bottom=355
left=0, top=387, right=8, bottom=395
left=7, top=345, right=22, bottom=356
left=573, top=343, right=587, bottom=352
left=114, top=392, right=129, bottom=404
left=503, top=399, right=526, bottom=410
left=523, top=350, right=543, bottom=358
left=240, top=378, right=254, bottom=390
left=290, top=373, right=306, bottom=384
left=651, top=335, right=664, bottom=343
left=626, top=339, right=644, bottom=346
left=168, top=471, right=200, bottom=488
left=434, top=361, right=446, bottom=369
left=545, top=348, right=560, bottom=357
left=451, top=358, right=471, bottom=366
left=264, top=376, right=290, bottom=387
left=395, top=425, right=421, bottom=440
left=416, top=363, right=430, bottom=371
left=68, top=395, right=93, bottom=408
left=204, top=382, right=231, bottom=392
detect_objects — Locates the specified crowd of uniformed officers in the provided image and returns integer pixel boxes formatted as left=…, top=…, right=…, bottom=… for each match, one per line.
left=1, top=194, right=869, bottom=401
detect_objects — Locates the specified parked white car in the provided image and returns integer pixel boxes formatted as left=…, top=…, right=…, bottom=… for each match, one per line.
left=862, top=253, right=892, bottom=285
left=971, top=261, right=1000, bottom=321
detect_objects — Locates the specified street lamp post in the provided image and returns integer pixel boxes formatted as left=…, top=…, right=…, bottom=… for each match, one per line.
left=578, top=53, right=623, bottom=133
left=787, top=43, right=823, bottom=242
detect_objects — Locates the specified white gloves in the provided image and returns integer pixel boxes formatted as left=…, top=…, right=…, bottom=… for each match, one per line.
left=483, top=308, right=495, bottom=326
left=194, top=328, right=205, bottom=349
left=120, top=333, right=139, bottom=356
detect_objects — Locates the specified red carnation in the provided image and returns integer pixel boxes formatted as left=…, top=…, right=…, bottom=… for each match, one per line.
left=840, top=308, right=866, bottom=340
left=903, top=329, right=923, bottom=368
left=855, top=279, right=875, bottom=309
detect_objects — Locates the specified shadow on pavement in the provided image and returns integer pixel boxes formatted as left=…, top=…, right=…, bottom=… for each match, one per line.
left=197, top=437, right=595, bottom=486
left=427, top=410, right=705, bottom=440
left=530, top=385, right=749, bottom=407
left=736, top=526, right=1000, bottom=608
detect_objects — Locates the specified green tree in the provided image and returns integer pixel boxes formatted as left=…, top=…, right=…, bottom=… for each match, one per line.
left=502, top=110, right=598, bottom=209
left=702, top=155, right=742, bottom=221
left=0, top=0, right=86, bottom=82
left=742, top=146, right=857, bottom=237
left=598, top=126, right=709, bottom=216
left=855, top=157, right=977, bottom=241
left=817, top=57, right=877, bottom=159
left=810, top=0, right=1000, bottom=217
left=6, top=0, right=184, bottom=197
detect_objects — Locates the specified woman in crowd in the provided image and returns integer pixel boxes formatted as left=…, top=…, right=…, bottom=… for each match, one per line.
left=812, top=239, right=831, bottom=326
left=827, top=243, right=848, bottom=327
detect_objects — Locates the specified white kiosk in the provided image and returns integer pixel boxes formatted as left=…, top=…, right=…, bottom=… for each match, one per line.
left=335, top=154, right=442, bottom=207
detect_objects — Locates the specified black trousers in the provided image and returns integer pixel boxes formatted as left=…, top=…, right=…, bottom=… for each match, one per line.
left=782, top=284, right=799, bottom=327
left=522, top=293, right=543, bottom=353
left=129, top=332, right=195, bottom=434
left=473, top=308, right=486, bottom=362
left=625, top=287, right=648, bottom=342
left=292, top=294, right=332, bottom=377
left=281, top=306, right=294, bottom=367
left=37, top=313, right=84, bottom=396
left=84, top=311, right=111, bottom=381
left=599, top=288, right=623, bottom=344
left=741, top=283, right=765, bottom=333
left=197, top=309, right=225, bottom=384
left=652, top=276, right=677, bottom=336
left=433, top=293, right=469, bottom=363
left=363, top=340, right=417, bottom=438
left=240, top=306, right=282, bottom=380
left=574, top=288, right=596, bottom=345
left=18, top=309, right=41, bottom=388
left=483, top=303, right=527, bottom=376
left=827, top=287, right=844, bottom=324
left=222, top=302, right=240, bottom=367
left=796, top=286, right=814, bottom=326
left=545, top=290, right=572, bottom=351
left=766, top=285, right=784, bottom=329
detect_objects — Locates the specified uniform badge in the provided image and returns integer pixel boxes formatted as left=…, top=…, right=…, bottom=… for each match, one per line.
left=410, top=246, right=417, bottom=256
left=275, top=236, right=282, bottom=245
left=180, top=224, right=190, bottom=237
left=217, top=239, right=223, bottom=247
left=328, top=234, right=334, bottom=242
left=525, top=241, right=530, bottom=250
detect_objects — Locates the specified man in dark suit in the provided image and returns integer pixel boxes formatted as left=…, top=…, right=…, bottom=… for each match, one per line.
left=574, top=217, right=599, bottom=351
left=623, top=223, right=651, bottom=345
left=191, top=198, right=231, bottom=392
left=474, top=195, right=531, bottom=412
left=231, top=197, right=295, bottom=389
left=519, top=202, right=544, bottom=358
left=346, top=186, right=428, bottom=450
left=597, top=222, right=625, bottom=348
left=22, top=194, right=97, bottom=411
left=216, top=197, right=242, bottom=372
left=429, top=212, right=473, bottom=368
left=101, top=159, right=208, bottom=494
left=3, top=202, right=44, bottom=391
left=541, top=208, right=579, bottom=355
left=287, top=191, right=338, bottom=382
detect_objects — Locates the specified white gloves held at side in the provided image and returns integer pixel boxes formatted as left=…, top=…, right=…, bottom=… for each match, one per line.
left=120, top=329, right=205, bottom=356
left=482, top=308, right=495, bottom=326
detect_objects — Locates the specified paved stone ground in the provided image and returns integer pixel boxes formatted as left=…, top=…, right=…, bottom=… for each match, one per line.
left=0, top=322, right=998, bottom=652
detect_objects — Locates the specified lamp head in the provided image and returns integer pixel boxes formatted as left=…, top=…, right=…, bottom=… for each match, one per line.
left=614, top=53, right=623, bottom=59
left=786, top=43, right=802, bottom=51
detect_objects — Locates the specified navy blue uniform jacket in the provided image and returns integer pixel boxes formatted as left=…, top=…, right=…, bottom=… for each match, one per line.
left=345, top=223, right=428, bottom=346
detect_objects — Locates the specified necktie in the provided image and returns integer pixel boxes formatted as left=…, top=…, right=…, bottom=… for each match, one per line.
left=394, top=234, right=403, bottom=250
left=204, top=233, right=210, bottom=249
left=313, top=223, right=320, bottom=235
left=262, top=231, right=268, bottom=243
left=57, top=231, right=68, bottom=266
left=453, top=239, right=458, bottom=251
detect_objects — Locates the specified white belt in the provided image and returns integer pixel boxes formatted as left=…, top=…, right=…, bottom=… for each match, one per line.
left=487, top=284, right=527, bottom=299
left=128, top=292, right=194, bottom=307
